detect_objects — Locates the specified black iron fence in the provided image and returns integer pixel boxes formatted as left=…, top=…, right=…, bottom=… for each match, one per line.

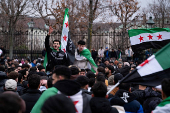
left=0, top=29, right=130, bottom=59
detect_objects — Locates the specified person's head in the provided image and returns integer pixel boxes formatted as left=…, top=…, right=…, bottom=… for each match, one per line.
left=22, top=64, right=30, bottom=70
left=18, top=73, right=23, bottom=84
left=25, top=58, right=30, bottom=64
left=53, top=40, right=61, bottom=50
left=18, top=69, right=29, bottom=81
left=76, top=76, right=89, bottom=90
left=106, top=47, right=108, bottom=50
left=96, top=73, right=105, bottom=83
left=32, top=59, right=36, bottom=64
left=79, top=69, right=86, bottom=76
left=69, top=65, right=80, bottom=80
left=96, top=66, right=105, bottom=75
left=78, top=40, right=85, bottom=52
left=29, top=67, right=37, bottom=72
left=105, top=65, right=114, bottom=75
left=114, top=73, right=123, bottom=84
left=104, top=59, right=109, bottom=66
left=100, top=47, right=103, bottom=49
left=8, top=71, right=19, bottom=82
left=52, top=66, right=71, bottom=84
left=118, top=83, right=131, bottom=92
left=92, top=82, right=107, bottom=98
left=86, top=71, right=95, bottom=79
left=37, top=65, right=45, bottom=72
left=0, top=65, right=5, bottom=72
left=118, top=62, right=123, bottom=69
left=28, top=74, right=40, bottom=89
left=162, top=78, right=170, bottom=100
left=5, top=79, right=17, bottom=91
left=108, top=75, right=114, bottom=85
left=0, top=92, right=26, bottom=113
left=127, top=47, right=130, bottom=50
left=89, top=78, right=95, bottom=87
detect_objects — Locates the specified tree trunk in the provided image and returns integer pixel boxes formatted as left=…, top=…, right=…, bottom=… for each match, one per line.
left=87, top=0, right=93, bottom=50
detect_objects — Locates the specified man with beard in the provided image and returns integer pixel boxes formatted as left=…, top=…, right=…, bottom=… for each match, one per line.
left=44, top=27, right=67, bottom=72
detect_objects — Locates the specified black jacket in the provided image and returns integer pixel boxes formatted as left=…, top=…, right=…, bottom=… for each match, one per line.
left=45, top=35, right=67, bottom=71
left=110, top=51, right=117, bottom=59
left=21, top=89, right=41, bottom=113
left=0, top=71, right=8, bottom=93
left=17, top=82, right=24, bottom=96
left=90, top=97, right=118, bottom=113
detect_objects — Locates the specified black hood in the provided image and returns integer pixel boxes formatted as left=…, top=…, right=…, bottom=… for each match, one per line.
left=144, top=87, right=162, bottom=98
left=110, top=89, right=136, bottom=106
left=53, top=79, right=81, bottom=96
left=90, top=97, right=112, bottom=113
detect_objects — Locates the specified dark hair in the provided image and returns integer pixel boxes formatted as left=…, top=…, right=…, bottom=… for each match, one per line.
left=92, top=82, right=107, bottom=97
left=89, top=78, right=95, bottom=87
left=29, top=67, right=37, bottom=72
left=114, top=73, right=123, bottom=84
left=7, top=68, right=15, bottom=74
left=120, top=65, right=131, bottom=77
left=118, top=83, right=130, bottom=91
left=96, top=73, right=105, bottom=83
left=76, top=76, right=89, bottom=87
left=53, top=40, right=61, bottom=44
left=18, top=69, right=27, bottom=79
left=47, top=77, right=53, bottom=88
left=69, top=66, right=79, bottom=75
left=18, top=73, right=23, bottom=83
left=22, top=64, right=30, bottom=69
left=0, top=66, right=5, bottom=72
left=37, top=65, right=45, bottom=71
left=78, top=40, right=85, bottom=45
left=28, top=74, right=40, bottom=89
left=162, top=78, right=170, bottom=97
left=86, top=71, right=95, bottom=79
left=53, top=66, right=71, bottom=79
left=97, top=66, right=105, bottom=74
left=80, top=69, right=86, bottom=72
left=25, top=58, right=30, bottom=62
left=0, top=93, right=22, bottom=113
left=105, top=65, right=114, bottom=73
left=8, top=71, right=19, bottom=80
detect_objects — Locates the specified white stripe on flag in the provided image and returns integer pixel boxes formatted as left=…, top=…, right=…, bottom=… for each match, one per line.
left=130, top=31, right=170, bottom=45
left=137, top=55, right=163, bottom=77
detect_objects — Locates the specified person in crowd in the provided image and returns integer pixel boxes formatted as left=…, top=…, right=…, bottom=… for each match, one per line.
left=25, top=58, right=31, bottom=67
left=41, top=94, right=76, bottom=113
left=98, top=47, right=104, bottom=58
left=0, top=66, right=8, bottom=93
left=74, top=40, right=97, bottom=72
left=125, top=47, right=133, bottom=61
left=69, top=65, right=80, bottom=80
left=152, top=78, right=170, bottom=113
left=104, top=59, right=110, bottom=67
left=110, top=83, right=144, bottom=113
left=105, top=65, right=114, bottom=79
left=0, top=91, right=26, bottom=113
left=79, top=69, right=86, bottom=76
left=91, top=48, right=98, bottom=61
left=90, top=82, right=119, bottom=113
left=39, top=76, right=48, bottom=93
left=31, top=66, right=92, bottom=113
left=116, top=47, right=122, bottom=60
left=21, top=74, right=41, bottom=113
left=31, top=59, right=37, bottom=67
left=37, top=65, right=45, bottom=72
left=110, top=49, right=117, bottom=60
left=44, top=26, right=68, bottom=72
left=4, top=79, right=18, bottom=95
left=104, top=47, right=110, bottom=59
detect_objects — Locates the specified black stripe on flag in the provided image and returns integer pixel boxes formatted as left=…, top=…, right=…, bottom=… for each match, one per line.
left=123, top=68, right=170, bottom=87
left=66, top=32, right=75, bottom=65
left=131, top=39, right=170, bottom=52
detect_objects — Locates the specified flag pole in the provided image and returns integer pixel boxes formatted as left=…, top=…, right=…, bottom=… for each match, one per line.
left=107, top=68, right=137, bottom=94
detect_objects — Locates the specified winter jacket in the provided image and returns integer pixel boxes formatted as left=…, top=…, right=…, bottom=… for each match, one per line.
left=110, top=51, right=117, bottom=59
left=142, top=87, right=162, bottom=113
left=152, top=96, right=170, bottom=113
left=21, top=89, right=41, bottom=113
left=98, top=49, right=104, bottom=57
left=90, top=97, right=119, bottom=113
left=0, top=71, right=8, bottom=93
left=45, top=35, right=67, bottom=71
left=17, top=82, right=24, bottom=96
left=110, top=89, right=144, bottom=113
left=32, top=80, right=92, bottom=113
left=104, top=50, right=110, bottom=59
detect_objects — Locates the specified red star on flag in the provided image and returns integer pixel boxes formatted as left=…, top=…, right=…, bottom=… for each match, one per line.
left=65, top=21, right=69, bottom=28
left=73, top=101, right=79, bottom=113
left=63, top=48, right=66, bottom=53
left=147, top=34, right=153, bottom=40
left=139, top=36, right=144, bottom=42
left=157, top=34, right=162, bottom=40
left=63, top=35, right=67, bottom=41
left=140, top=59, right=149, bottom=67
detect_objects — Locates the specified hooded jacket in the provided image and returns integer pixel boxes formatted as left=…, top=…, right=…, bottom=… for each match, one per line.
left=31, top=80, right=92, bottom=113
left=0, top=71, right=8, bottom=93
left=90, top=97, right=118, bottom=113
left=110, top=89, right=144, bottom=113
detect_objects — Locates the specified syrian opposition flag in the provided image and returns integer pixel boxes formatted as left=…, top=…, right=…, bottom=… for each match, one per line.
left=80, top=47, right=98, bottom=73
left=128, top=28, right=170, bottom=52
left=60, top=8, right=75, bottom=65
left=107, top=42, right=170, bottom=94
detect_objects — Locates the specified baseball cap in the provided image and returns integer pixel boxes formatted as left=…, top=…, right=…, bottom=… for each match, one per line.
left=5, top=79, right=17, bottom=90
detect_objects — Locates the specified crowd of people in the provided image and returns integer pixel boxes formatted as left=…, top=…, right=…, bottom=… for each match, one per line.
left=0, top=28, right=168, bottom=113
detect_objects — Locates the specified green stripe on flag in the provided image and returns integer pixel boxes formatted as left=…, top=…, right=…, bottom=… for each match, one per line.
left=155, top=42, right=170, bottom=70
left=128, top=28, right=170, bottom=37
